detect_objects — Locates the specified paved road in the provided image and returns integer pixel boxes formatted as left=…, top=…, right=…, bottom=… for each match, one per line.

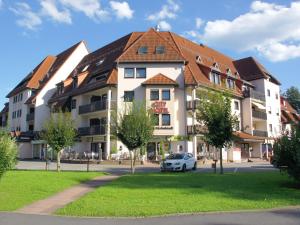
left=1, top=208, right=299, bottom=225
left=16, top=160, right=276, bottom=174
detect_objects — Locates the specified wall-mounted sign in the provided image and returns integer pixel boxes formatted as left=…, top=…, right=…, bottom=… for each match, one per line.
left=151, top=101, right=169, bottom=114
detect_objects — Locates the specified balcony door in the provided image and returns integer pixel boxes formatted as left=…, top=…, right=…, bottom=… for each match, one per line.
left=90, top=118, right=100, bottom=127
left=90, top=96, right=101, bottom=103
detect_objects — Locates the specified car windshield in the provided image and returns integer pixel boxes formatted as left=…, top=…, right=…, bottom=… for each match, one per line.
left=167, top=154, right=184, bottom=160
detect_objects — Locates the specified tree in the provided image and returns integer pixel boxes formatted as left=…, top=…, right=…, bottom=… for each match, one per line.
left=0, top=128, right=17, bottom=179
left=42, top=111, right=76, bottom=172
left=284, top=86, right=300, bottom=113
left=196, top=90, right=238, bottom=174
left=113, top=101, right=155, bottom=174
left=273, top=124, right=300, bottom=183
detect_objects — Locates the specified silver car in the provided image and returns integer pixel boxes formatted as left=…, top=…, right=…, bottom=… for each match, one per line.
left=160, top=153, right=197, bottom=172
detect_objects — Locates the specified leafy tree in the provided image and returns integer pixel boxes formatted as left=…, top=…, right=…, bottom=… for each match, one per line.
left=0, top=128, right=17, bottom=179
left=113, top=101, right=155, bottom=174
left=42, top=111, right=76, bottom=172
left=284, top=86, right=300, bottom=113
left=196, top=90, right=238, bottom=174
left=273, top=124, right=300, bottom=183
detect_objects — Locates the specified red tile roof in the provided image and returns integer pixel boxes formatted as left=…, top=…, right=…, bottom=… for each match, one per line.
left=234, top=131, right=265, bottom=141
left=142, top=73, right=178, bottom=86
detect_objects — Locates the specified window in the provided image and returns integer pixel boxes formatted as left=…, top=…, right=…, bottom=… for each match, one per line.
left=95, top=59, right=104, bottom=66
left=155, top=46, right=165, bottom=54
left=150, top=89, right=159, bottom=101
left=269, top=124, right=273, bottom=132
left=162, top=89, right=170, bottom=100
left=268, top=106, right=272, bottom=114
left=124, top=68, right=134, bottom=78
left=267, top=89, right=270, bottom=97
left=210, top=72, right=221, bottom=85
left=162, top=114, right=171, bottom=126
left=57, top=83, right=64, bottom=95
left=136, top=68, right=146, bottom=78
left=124, top=91, right=134, bottom=102
left=72, top=76, right=78, bottom=89
left=71, top=99, right=76, bottom=109
left=20, top=93, right=23, bottom=101
left=154, top=114, right=159, bottom=126
left=234, top=101, right=239, bottom=110
left=138, top=46, right=148, bottom=54
left=226, top=79, right=235, bottom=89
left=275, top=93, right=279, bottom=99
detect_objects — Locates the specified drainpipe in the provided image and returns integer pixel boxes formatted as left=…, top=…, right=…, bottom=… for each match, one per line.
left=106, top=88, right=112, bottom=160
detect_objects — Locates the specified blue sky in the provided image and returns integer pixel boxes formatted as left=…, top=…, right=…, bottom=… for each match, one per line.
left=0, top=0, right=299, bottom=107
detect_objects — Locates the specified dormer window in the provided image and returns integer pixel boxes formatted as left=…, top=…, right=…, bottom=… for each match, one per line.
left=196, top=55, right=202, bottom=63
left=138, top=46, right=148, bottom=55
left=226, top=78, right=235, bottom=89
left=213, top=62, right=220, bottom=70
left=210, top=72, right=221, bottom=85
left=96, top=59, right=104, bottom=66
left=226, top=68, right=232, bottom=75
left=155, top=46, right=165, bottom=54
left=57, top=83, right=64, bottom=95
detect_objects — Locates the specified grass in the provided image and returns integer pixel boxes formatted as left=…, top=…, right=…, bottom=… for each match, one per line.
left=57, top=172, right=300, bottom=217
left=0, top=170, right=103, bottom=211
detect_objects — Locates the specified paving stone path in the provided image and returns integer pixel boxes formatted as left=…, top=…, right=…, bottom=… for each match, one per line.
left=17, top=175, right=120, bottom=215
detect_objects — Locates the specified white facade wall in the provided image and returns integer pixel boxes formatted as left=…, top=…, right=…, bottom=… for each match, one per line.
left=34, top=43, right=89, bottom=131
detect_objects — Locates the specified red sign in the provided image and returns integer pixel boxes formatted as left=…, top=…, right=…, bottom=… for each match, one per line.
left=151, top=101, right=169, bottom=114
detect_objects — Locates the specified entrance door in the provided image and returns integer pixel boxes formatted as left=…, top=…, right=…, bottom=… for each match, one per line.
left=241, top=143, right=250, bottom=159
left=147, top=142, right=156, bottom=160
left=32, top=144, right=40, bottom=159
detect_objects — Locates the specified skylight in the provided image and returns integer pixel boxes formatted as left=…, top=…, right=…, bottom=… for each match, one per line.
left=138, top=46, right=148, bottom=55
left=155, top=46, right=165, bottom=54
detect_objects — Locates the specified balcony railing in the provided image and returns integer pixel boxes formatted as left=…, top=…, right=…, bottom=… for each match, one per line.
left=186, top=100, right=200, bottom=110
left=26, top=113, right=35, bottom=122
left=252, top=110, right=267, bottom=120
left=243, top=89, right=265, bottom=102
left=187, top=125, right=207, bottom=135
left=79, top=101, right=107, bottom=115
left=253, top=130, right=268, bottom=137
left=78, top=126, right=106, bottom=136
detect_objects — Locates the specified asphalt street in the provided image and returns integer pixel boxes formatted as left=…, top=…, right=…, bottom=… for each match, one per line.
left=1, top=208, right=300, bottom=225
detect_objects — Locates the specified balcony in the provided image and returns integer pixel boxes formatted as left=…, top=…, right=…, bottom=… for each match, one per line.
left=243, top=90, right=265, bottom=102
left=252, top=110, right=267, bottom=120
left=253, top=130, right=268, bottom=137
left=79, top=101, right=107, bottom=115
left=186, top=100, right=200, bottom=110
left=78, top=126, right=106, bottom=136
left=187, top=125, right=207, bottom=135
left=26, top=113, right=35, bottom=122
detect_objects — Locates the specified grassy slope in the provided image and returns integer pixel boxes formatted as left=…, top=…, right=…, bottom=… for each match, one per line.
left=0, top=170, right=103, bottom=211
left=57, top=172, right=300, bottom=217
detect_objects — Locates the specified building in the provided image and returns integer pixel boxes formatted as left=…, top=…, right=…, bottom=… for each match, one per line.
left=281, top=96, right=300, bottom=135
left=6, top=28, right=284, bottom=162
left=0, top=103, right=9, bottom=128
left=6, top=41, right=89, bottom=159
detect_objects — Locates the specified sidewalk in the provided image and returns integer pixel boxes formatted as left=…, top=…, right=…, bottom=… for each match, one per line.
left=17, top=175, right=120, bottom=215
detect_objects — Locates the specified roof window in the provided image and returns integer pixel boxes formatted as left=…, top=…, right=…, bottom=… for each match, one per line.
left=96, top=59, right=104, bottom=66
left=155, top=46, right=165, bottom=54
left=138, top=46, right=148, bottom=55
left=82, top=65, right=90, bottom=72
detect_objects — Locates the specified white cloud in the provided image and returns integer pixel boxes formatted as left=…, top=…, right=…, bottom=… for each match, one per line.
left=147, top=0, right=179, bottom=21
left=9, top=2, right=42, bottom=30
left=197, top=1, right=300, bottom=62
left=41, top=0, right=72, bottom=24
left=158, top=20, right=171, bottom=31
left=195, top=17, right=204, bottom=29
left=0, top=0, right=3, bottom=9
left=59, top=0, right=109, bottom=21
left=110, top=1, right=133, bottom=19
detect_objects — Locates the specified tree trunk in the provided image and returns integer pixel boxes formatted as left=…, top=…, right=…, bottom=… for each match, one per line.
left=57, top=150, right=62, bottom=172
left=87, top=157, right=90, bottom=172
left=130, top=150, right=135, bottom=174
left=220, top=148, right=224, bottom=174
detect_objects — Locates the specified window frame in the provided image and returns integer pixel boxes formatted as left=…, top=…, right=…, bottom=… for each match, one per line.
left=162, top=114, right=171, bottom=126
left=138, top=46, right=148, bottom=55
left=162, top=89, right=171, bottom=101
left=124, top=91, right=135, bottom=102
left=234, top=101, right=239, bottom=110
left=154, top=114, right=159, bottom=126
left=136, top=68, right=147, bottom=78
left=155, top=45, right=165, bottom=54
left=71, top=99, right=77, bottom=110
left=124, top=68, right=135, bottom=78
left=150, top=89, right=159, bottom=101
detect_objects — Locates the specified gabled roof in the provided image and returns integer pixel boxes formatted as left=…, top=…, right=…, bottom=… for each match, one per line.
left=142, top=73, right=178, bottom=86
left=117, top=28, right=185, bottom=63
left=280, top=96, right=300, bottom=124
left=233, top=57, right=281, bottom=85
left=0, top=103, right=9, bottom=115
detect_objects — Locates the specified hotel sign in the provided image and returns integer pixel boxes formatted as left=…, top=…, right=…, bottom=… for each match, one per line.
left=151, top=101, right=169, bottom=114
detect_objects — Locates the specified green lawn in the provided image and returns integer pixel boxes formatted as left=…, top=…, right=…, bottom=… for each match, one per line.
left=57, top=172, right=300, bottom=217
left=0, top=170, right=103, bottom=211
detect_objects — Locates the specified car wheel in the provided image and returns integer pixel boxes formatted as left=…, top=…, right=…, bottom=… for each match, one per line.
left=182, top=164, right=186, bottom=172
left=192, top=162, right=197, bottom=171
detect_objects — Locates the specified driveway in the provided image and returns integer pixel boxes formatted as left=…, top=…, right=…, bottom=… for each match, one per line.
left=16, top=160, right=276, bottom=174
left=1, top=208, right=299, bottom=225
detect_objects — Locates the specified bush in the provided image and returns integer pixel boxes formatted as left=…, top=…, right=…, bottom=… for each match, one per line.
left=273, top=124, right=300, bottom=182
left=0, top=129, right=17, bottom=179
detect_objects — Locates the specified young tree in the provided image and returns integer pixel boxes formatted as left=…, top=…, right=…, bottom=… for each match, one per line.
left=196, top=90, right=238, bottom=174
left=284, top=86, right=300, bottom=113
left=273, top=124, right=300, bottom=183
left=42, top=111, right=76, bottom=172
left=113, top=101, right=155, bottom=174
left=0, top=128, right=17, bottom=179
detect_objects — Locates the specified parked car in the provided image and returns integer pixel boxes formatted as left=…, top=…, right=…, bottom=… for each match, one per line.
left=160, top=153, right=197, bottom=172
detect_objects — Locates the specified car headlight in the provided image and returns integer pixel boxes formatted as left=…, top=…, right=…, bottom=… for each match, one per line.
left=174, top=162, right=181, bottom=165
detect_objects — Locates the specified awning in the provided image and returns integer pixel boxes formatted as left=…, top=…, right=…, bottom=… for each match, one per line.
left=233, top=131, right=265, bottom=143
left=252, top=101, right=266, bottom=110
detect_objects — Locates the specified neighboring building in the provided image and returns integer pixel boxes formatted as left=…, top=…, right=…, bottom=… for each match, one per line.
left=6, top=28, right=285, bottom=161
left=0, top=103, right=9, bottom=127
left=281, top=96, right=300, bottom=135
left=6, top=41, right=89, bottom=159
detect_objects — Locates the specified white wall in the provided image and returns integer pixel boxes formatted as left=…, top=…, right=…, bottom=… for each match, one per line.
left=34, top=42, right=89, bottom=131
